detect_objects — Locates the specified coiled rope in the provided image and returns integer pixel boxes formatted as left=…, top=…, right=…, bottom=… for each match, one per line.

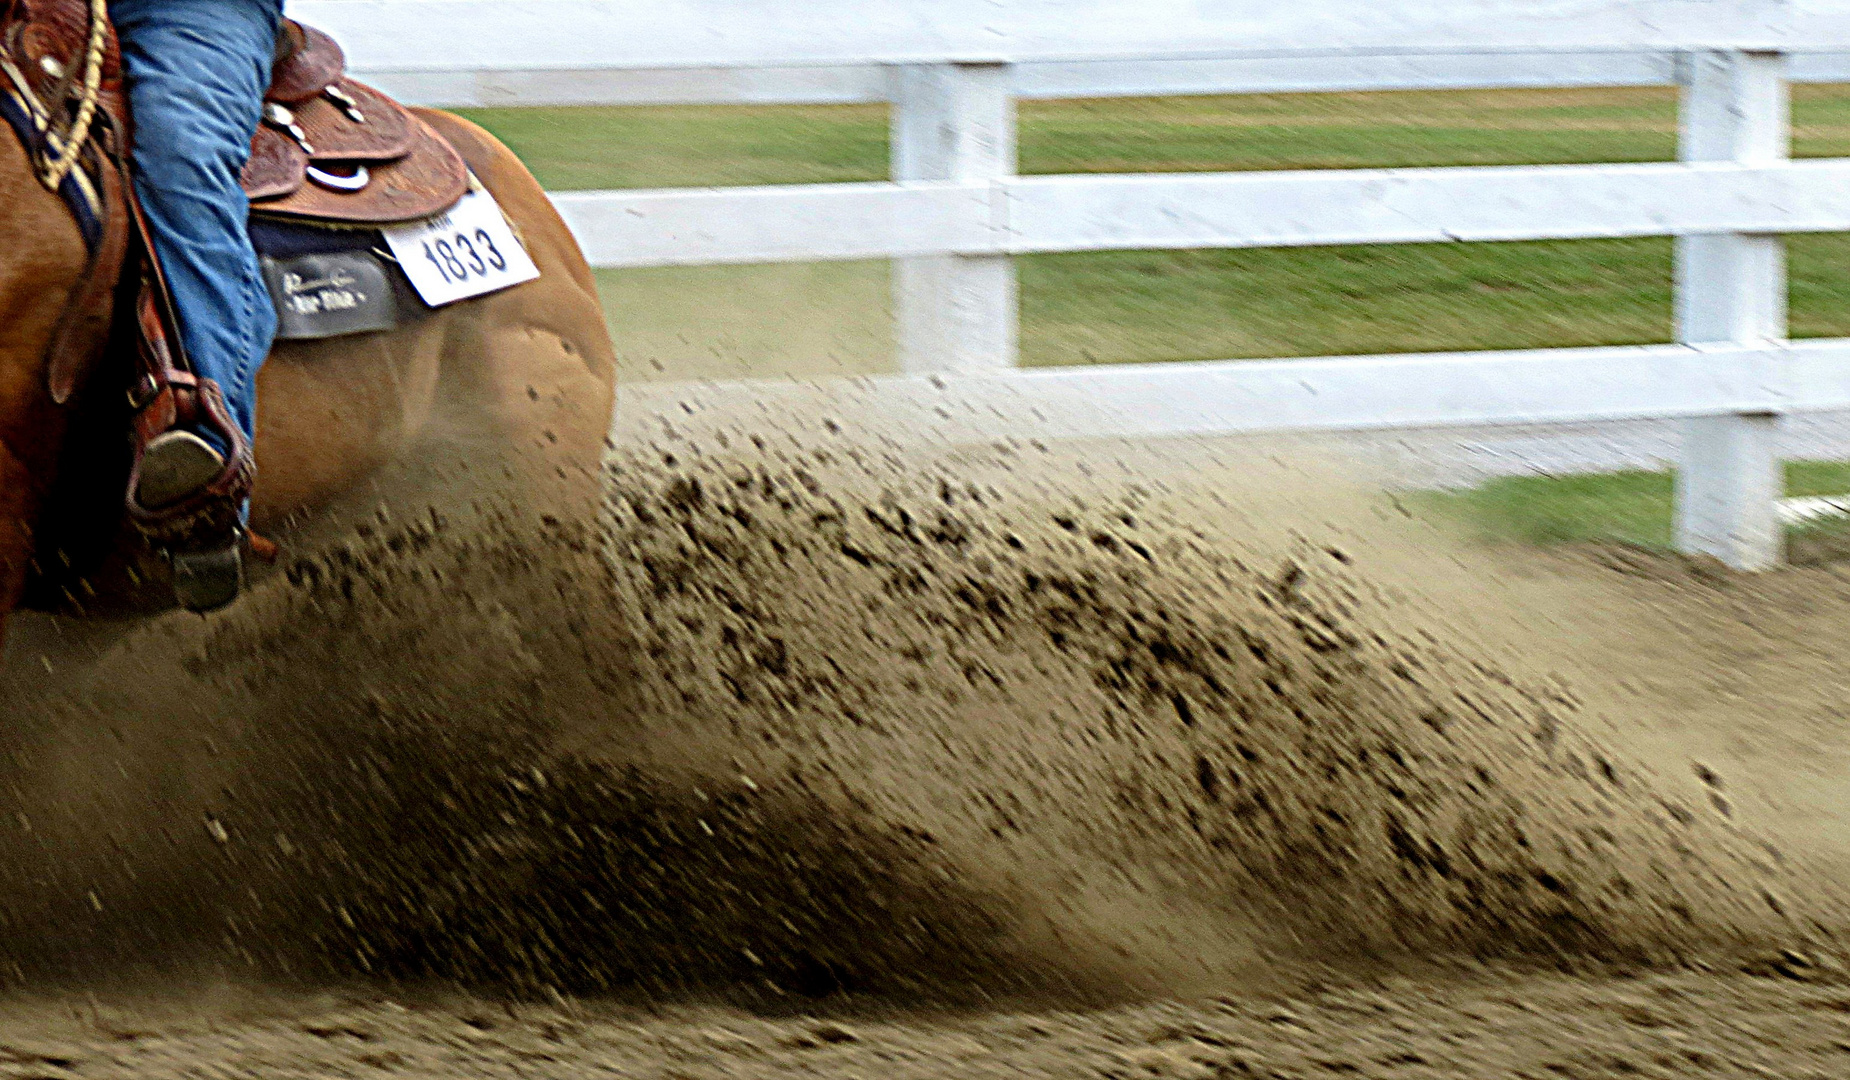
left=36, top=0, right=107, bottom=192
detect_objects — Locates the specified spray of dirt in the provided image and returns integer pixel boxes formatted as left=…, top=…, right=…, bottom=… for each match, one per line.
left=0, top=415, right=1836, bottom=1002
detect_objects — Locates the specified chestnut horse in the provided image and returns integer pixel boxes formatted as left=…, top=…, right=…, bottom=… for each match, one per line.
left=0, top=109, right=617, bottom=649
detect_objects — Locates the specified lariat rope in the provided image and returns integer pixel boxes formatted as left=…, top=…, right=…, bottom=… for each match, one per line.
left=36, top=0, right=107, bottom=192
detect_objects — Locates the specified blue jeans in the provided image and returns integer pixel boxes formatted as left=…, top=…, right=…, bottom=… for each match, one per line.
left=112, top=0, right=281, bottom=452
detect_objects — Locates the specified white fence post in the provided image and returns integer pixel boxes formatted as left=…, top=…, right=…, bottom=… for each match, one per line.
left=1673, top=49, right=1789, bottom=570
left=891, top=62, right=1018, bottom=373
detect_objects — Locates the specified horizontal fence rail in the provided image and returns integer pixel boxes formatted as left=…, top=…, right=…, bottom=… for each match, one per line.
left=304, top=2, right=1850, bottom=108
left=292, top=0, right=1850, bottom=567
left=554, top=160, right=1850, bottom=268
left=357, top=53, right=1850, bottom=109
left=294, top=0, right=1850, bottom=69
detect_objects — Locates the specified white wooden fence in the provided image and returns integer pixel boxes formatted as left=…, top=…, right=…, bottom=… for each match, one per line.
left=295, top=0, right=1850, bottom=568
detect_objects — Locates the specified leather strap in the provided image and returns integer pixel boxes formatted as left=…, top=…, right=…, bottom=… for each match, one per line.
left=45, top=129, right=127, bottom=403
left=123, top=170, right=186, bottom=371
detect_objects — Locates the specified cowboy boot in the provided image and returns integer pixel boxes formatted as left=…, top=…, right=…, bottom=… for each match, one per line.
left=134, top=428, right=244, bottom=611
left=126, top=375, right=254, bottom=614
left=136, top=429, right=223, bottom=509
left=123, top=273, right=256, bottom=613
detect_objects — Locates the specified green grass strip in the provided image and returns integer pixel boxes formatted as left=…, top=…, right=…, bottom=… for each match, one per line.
left=1422, top=461, right=1850, bottom=549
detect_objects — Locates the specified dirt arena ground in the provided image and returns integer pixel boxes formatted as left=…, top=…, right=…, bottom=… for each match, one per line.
left=7, top=419, right=1850, bottom=1078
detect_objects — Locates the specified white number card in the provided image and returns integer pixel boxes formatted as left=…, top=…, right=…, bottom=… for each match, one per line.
left=382, top=188, right=540, bottom=307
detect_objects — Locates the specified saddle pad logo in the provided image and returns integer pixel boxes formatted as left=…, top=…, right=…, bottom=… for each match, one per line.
left=260, top=251, right=399, bottom=340
left=382, top=189, right=540, bottom=308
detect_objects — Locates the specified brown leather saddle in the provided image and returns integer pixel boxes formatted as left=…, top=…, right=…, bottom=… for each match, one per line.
left=245, top=20, right=467, bottom=225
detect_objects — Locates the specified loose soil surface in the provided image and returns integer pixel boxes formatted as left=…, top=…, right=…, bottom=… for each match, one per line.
left=0, top=965, right=1846, bottom=1078
left=7, top=424, right=1850, bottom=1077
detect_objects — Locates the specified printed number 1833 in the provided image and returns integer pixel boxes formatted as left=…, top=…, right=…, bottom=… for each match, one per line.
left=383, top=189, right=540, bottom=307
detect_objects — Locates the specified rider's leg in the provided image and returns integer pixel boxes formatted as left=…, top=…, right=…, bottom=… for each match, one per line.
left=111, top=0, right=281, bottom=506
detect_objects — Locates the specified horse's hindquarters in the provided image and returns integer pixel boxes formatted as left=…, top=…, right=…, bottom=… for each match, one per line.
left=248, top=316, right=452, bottom=526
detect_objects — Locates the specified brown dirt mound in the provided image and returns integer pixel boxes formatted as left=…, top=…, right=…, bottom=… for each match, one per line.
left=0, top=429, right=1831, bottom=1000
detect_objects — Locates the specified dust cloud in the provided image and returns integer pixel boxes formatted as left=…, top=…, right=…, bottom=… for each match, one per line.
left=0, top=412, right=1837, bottom=1008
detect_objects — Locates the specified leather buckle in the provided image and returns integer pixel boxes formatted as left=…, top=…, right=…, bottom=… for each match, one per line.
left=126, top=367, right=195, bottom=413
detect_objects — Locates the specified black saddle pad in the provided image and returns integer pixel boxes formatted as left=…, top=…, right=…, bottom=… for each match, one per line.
left=248, top=217, right=431, bottom=341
